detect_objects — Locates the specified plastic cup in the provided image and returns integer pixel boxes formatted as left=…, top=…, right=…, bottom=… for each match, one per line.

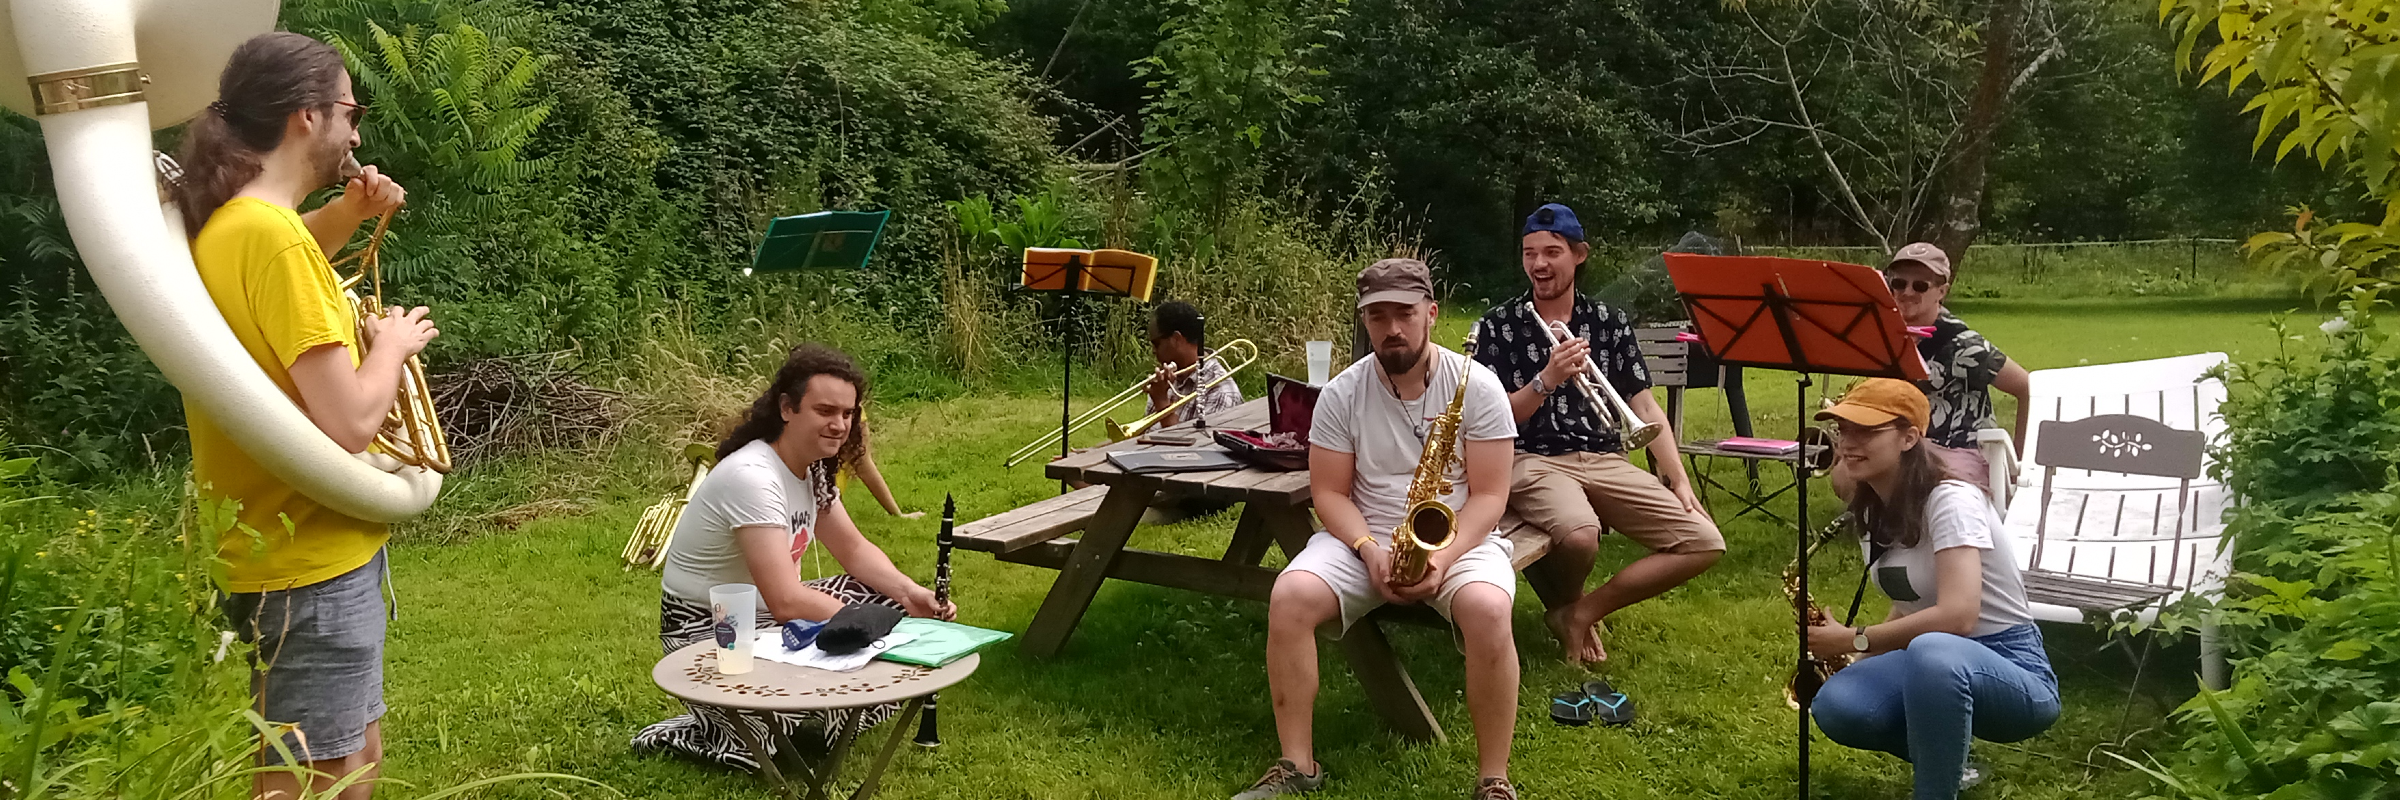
left=1306, top=340, right=1334, bottom=385
left=709, top=584, right=758, bottom=674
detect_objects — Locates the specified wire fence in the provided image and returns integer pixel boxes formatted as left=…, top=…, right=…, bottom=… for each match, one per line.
left=1738, top=238, right=2281, bottom=298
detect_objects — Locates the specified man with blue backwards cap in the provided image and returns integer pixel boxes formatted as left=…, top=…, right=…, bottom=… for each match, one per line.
left=1470, top=203, right=1724, bottom=666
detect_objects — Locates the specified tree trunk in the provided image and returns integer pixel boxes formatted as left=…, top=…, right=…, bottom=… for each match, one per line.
left=1928, top=0, right=2027, bottom=269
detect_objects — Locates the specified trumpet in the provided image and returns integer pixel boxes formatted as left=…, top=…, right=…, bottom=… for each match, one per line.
left=624, top=443, right=718, bottom=569
left=1389, top=356, right=1474, bottom=586
left=1102, top=339, right=1259, bottom=441
left=1530, top=303, right=1662, bottom=451
left=1003, top=338, right=1259, bottom=467
left=333, top=201, right=451, bottom=473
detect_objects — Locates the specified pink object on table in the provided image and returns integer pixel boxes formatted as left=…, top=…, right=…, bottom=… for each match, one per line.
left=1906, top=326, right=1935, bottom=337
left=1675, top=332, right=1703, bottom=343
left=1718, top=436, right=1801, bottom=454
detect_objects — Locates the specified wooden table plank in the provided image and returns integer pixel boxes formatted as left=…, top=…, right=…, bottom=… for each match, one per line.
left=1245, top=471, right=1315, bottom=505
left=1045, top=398, right=1273, bottom=486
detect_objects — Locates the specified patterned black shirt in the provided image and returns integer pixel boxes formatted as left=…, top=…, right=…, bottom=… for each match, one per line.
left=1470, top=292, right=1650, bottom=456
left=1916, top=309, right=2008, bottom=450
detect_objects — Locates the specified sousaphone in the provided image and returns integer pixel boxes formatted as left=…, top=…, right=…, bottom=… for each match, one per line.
left=2, top=0, right=444, bottom=520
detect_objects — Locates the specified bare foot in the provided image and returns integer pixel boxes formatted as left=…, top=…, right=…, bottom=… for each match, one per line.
left=1546, top=605, right=1607, bottom=664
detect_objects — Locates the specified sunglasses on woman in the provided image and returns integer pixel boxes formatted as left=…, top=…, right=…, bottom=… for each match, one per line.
left=1887, top=277, right=1943, bottom=295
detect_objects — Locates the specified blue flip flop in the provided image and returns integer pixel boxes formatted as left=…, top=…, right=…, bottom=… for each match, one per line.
left=1583, top=679, right=1635, bottom=726
left=1549, top=690, right=1597, bottom=726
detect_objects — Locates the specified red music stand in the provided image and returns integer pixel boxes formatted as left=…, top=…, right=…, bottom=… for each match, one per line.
left=1664, top=254, right=1926, bottom=798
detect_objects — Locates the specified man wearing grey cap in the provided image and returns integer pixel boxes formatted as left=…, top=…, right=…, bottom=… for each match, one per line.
left=1237, top=258, right=1523, bottom=800
left=1882, top=242, right=2031, bottom=484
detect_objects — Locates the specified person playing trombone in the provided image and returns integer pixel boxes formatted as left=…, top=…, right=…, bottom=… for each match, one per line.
left=1469, top=203, right=1722, bottom=667
left=1142, top=300, right=1245, bottom=428
left=1048, top=301, right=1248, bottom=505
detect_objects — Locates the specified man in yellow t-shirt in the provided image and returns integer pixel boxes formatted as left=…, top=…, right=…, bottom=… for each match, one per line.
left=171, top=33, right=437, bottom=800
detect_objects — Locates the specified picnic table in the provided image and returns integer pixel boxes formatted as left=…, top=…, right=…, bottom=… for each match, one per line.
left=955, top=397, right=1554, bottom=742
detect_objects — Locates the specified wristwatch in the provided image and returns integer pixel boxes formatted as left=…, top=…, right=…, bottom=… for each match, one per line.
left=1529, top=374, right=1554, bottom=396
left=1851, top=627, right=1871, bottom=653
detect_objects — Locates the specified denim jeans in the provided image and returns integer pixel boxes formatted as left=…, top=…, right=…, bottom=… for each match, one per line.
left=1812, top=624, right=2061, bottom=800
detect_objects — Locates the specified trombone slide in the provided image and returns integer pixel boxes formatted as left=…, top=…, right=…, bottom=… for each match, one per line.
left=1004, top=338, right=1259, bottom=466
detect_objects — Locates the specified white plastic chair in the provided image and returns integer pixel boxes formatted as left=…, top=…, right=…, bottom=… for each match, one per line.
left=2000, top=353, right=2232, bottom=687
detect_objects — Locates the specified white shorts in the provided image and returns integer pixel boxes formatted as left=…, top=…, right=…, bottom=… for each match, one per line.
left=1281, top=531, right=1517, bottom=635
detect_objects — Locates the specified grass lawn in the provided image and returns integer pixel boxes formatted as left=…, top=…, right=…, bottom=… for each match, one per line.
left=375, top=297, right=2313, bottom=799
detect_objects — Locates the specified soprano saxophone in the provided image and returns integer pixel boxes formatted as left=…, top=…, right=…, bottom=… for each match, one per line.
left=1388, top=354, right=1475, bottom=586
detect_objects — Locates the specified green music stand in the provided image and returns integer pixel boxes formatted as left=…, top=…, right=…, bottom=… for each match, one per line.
left=747, top=210, right=891, bottom=275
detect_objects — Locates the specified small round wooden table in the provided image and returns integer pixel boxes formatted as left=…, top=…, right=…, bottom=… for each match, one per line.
left=652, top=641, right=979, bottom=800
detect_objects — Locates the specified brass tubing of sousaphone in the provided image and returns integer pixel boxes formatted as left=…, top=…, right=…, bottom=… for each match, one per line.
left=337, top=207, right=453, bottom=474
left=627, top=447, right=714, bottom=569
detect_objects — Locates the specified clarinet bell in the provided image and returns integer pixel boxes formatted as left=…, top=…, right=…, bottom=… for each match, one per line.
left=913, top=697, right=940, bottom=748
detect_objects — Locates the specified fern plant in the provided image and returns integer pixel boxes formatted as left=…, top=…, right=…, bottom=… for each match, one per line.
left=328, top=19, right=554, bottom=222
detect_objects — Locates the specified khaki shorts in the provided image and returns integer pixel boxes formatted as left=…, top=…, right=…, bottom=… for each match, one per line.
left=1510, top=451, right=1725, bottom=554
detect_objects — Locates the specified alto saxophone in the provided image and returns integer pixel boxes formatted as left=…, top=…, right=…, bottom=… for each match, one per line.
left=1388, top=354, right=1475, bottom=586
left=1785, top=512, right=1861, bottom=709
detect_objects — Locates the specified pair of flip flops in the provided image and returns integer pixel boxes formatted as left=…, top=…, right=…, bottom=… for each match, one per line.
left=1549, top=679, right=1635, bottom=727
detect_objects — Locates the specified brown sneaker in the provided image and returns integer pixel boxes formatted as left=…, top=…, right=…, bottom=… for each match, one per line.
left=1232, top=759, right=1326, bottom=799
left=1473, top=776, right=1519, bottom=800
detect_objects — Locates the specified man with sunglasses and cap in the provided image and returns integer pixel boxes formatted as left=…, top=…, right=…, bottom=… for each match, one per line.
left=1470, top=203, right=1722, bottom=667
left=1881, top=243, right=2032, bottom=486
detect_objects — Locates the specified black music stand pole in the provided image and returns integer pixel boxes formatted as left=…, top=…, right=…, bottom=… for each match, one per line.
left=1663, top=254, right=1927, bottom=799
left=1056, top=254, right=1084, bottom=494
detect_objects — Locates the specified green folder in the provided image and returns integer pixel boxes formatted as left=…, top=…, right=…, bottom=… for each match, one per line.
left=748, top=209, right=891, bottom=274
left=877, top=618, right=1013, bottom=668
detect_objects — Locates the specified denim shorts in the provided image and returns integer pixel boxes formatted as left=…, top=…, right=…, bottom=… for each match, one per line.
left=223, top=549, right=389, bottom=765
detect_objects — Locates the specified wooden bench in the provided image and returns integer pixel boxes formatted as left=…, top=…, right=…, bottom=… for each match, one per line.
left=953, top=484, right=1111, bottom=556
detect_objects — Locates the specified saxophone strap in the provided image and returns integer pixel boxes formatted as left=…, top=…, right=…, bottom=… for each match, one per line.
left=1842, top=542, right=1885, bottom=628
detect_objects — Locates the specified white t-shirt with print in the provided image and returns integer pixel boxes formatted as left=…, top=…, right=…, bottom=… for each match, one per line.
left=1863, top=479, right=2035, bottom=637
left=661, top=439, right=825, bottom=603
left=1309, top=346, right=1516, bottom=539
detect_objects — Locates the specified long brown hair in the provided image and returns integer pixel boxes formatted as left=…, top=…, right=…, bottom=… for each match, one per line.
left=171, top=32, right=347, bottom=234
left=1846, top=430, right=1962, bottom=550
left=717, top=344, right=870, bottom=506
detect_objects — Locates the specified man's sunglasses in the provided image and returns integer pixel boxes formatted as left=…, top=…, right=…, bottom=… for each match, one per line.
left=331, top=100, right=367, bottom=127
left=1887, top=277, right=1944, bottom=295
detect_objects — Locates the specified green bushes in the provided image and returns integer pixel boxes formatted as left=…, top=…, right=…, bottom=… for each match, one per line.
left=2126, top=307, right=2400, bottom=798
left=0, top=444, right=264, bottom=798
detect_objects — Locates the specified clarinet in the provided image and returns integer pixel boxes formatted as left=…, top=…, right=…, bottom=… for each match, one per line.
left=914, top=493, right=955, bottom=748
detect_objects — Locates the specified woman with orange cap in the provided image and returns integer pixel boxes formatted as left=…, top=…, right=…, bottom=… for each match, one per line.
left=1807, top=379, right=2059, bottom=799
